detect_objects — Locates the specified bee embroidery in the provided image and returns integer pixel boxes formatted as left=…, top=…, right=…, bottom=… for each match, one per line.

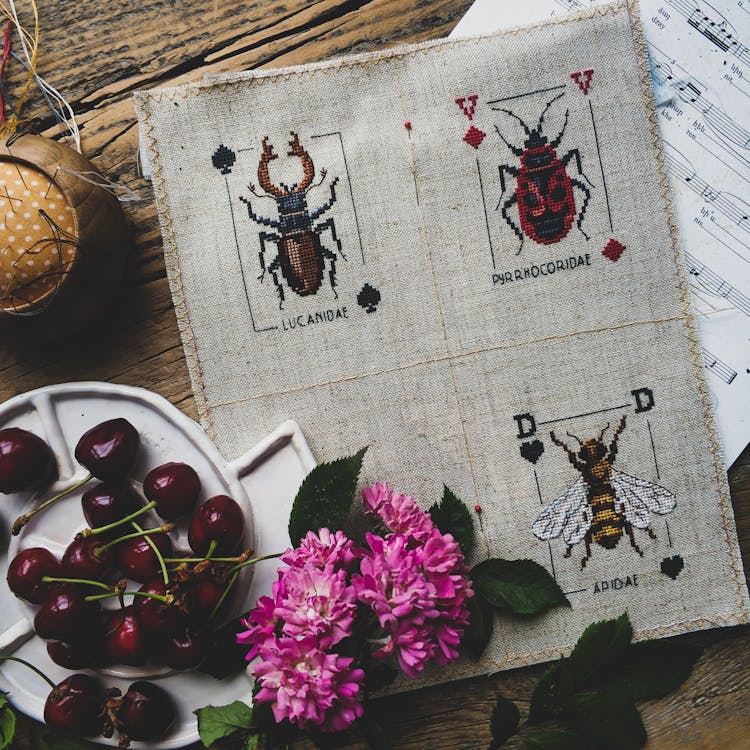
left=532, top=416, right=676, bottom=569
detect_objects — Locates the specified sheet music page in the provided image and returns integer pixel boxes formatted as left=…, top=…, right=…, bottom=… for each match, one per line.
left=452, top=0, right=750, bottom=466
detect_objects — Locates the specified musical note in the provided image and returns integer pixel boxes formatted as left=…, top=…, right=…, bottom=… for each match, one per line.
left=684, top=252, right=750, bottom=317
left=702, top=347, right=738, bottom=384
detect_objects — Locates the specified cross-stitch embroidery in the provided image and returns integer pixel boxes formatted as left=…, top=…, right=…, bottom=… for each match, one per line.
left=495, top=93, right=594, bottom=252
left=532, top=416, right=677, bottom=569
left=240, top=132, right=346, bottom=308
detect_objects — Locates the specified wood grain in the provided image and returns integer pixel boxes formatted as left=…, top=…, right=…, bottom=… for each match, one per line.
left=2, top=1, right=748, bottom=747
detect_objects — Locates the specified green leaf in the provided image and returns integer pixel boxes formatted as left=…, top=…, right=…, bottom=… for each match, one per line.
left=428, top=485, right=475, bottom=556
left=471, top=559, right=569, bottom=616
left=245, top=735, right=260, bottom=750
left=195, top=701, right=254, bottom=747
left=29, top=723, right=97, bottom=750
left=568, top=613, right=633, bottom=685
left=524, top=728, right=589, bottom=750
left=528, top=660, right=575, bottom=724
left=0, top=704, right=14, bottom=750
left=463, top=594, right=494, bottom=660
left=0, top=692, right=7, bottom=709
left=488, top=694, right=520, bottom=749
left=360, top=715, right=392, bottom=750
left=613, top=640, right=702, bottom=702
left=288, top=448, right=367, bottom=544
left=566, top=691, right=647, bottom=750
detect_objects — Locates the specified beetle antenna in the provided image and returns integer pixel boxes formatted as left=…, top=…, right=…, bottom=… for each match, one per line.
left=566, top=431, right=584, bottom=446
left=549, top=109, right=570, bottom=149
left=598, top=422, right=611, bottom=442
left=497, top=108, right=532, bottom=136
left=495, top=125, right=523, bottom=156
left=537, top=92, right=565, bottom=134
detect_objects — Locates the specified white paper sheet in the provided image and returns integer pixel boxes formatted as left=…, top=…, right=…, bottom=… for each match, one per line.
left=452, top=0, right=750, bottom=466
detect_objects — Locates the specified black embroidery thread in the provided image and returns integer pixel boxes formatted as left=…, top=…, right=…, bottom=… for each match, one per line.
left=240, top=132, right=346, bottom=309
left=660, top=555, right=684, bottom=580
left=357, top=283, right=381, bottom=313
left=212, top=144, right=236, bottom=174
left=495, top=93, right=594, bottom=253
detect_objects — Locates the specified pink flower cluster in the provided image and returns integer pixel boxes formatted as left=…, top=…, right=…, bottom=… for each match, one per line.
left=237, top=484, right=473, bottom=733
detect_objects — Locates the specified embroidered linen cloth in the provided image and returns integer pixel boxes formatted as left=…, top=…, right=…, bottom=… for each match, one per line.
left=135, top=0, right=749, bottom=682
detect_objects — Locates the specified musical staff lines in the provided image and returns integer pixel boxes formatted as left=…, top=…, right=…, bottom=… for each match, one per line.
left=685, top=251, right=750, bottom=317
left=702, top=347, right=738, bottom=384
left=664, top=142, right=750, bottom=236
left=668, top=0, right=750, bottom=66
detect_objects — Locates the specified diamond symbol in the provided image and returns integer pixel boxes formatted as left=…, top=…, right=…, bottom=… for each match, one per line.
left=602, top=238, right=626, bottom=262
left=463, top=125, right=486, bottom=149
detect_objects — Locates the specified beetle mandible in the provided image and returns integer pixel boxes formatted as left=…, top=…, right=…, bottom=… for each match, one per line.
left=240, top=132, right=345, bottom=308
left=495, top=93, right=594, bottom=254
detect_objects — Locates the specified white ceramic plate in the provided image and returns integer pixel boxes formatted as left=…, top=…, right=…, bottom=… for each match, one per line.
left=0, top=382, right=315, bottom=748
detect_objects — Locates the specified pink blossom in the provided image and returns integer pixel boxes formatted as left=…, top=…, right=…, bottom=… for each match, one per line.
left=236, top=575, right=286, bottom=660
left=253, top=636, right=365, bottom=732
left=275, top=563, right=357, bottom=647
left=281, top=528, right=355, bottom=570
left=353, top=527, right=473, bottom=677
left=361, top=482, right=434, bottom=541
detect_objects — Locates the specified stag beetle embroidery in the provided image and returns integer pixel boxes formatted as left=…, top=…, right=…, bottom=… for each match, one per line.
left=495, top=93, right=594, bottom=253
left=240, top=132, right=345, bottom=308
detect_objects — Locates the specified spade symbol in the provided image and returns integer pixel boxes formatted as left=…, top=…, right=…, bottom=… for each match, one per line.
left=660, top=555, right=684, bottom=580
left=357, top=283, right=381, bottom=313
left=212, top=144, right=236, bottom=175
left=520, top=439, right=544, bottom=464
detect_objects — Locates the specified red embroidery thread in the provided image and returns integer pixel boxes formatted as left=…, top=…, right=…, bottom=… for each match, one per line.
left=603, top=238, right=626, bottom=261
left=455, top=94, right=479, bottom=120
left=570, top=69, right=594, bottom=95
left=463, top=124, right=486, bottom=149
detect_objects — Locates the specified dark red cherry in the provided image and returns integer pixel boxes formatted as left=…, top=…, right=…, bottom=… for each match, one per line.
left=188, top=495, right=245, bottom=557
left=81, top=482, right=138, bottom=530
left=133, top=581, right=183, bottom=638
left=117, top=532, right=172, bottom=583
left=162, top=623, right=209, bottom=670
left=104, top=606, right=151, bottom=667
left=144, top=462, right=201, bottom=521
left=189, top=577, right=229, bottom=621
left=7, top=547, right=61, bottom=603
left=44, top=673, right=105, bottom=737
left=117, top=680, right=175, bottom=742
left=74, top=418, right=139, bottom=482
left=61, top=537, right=115, bottom=581
left=0, top=427, right=55, bottom=494
left=47, top=639, right=101, bottom=670
left=34, top=585, right=101, bottom=641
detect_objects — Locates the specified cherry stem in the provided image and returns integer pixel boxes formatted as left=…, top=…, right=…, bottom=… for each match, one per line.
left=132, top=520, right=169, bottom=585
left=164, top=556, right=243, bottom=564
left=0, top=655, right=57, bottom=690
left=209, top=569, right=239, bottom=622
left=97, top=523, right=175, bottom=553
left=85, top=590, right=168, bottom=603
left=41, top=576, right=111, bottom=592
left=11, top=473, right=93, bottom=535
left=205, top=540, right=217, bottom=560
left=79, top=501, right=157, bottom=538
left=228, top=552, right=282, bottom=574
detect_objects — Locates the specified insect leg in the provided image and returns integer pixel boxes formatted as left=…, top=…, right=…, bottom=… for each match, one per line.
left=309, top=177, right=340, bottom=221
left=497, top=165, right=524, bottom=253
left=624, top=521, right=644, bottom=557
left=561, top=148, right=595, bottom=188
left=607, top=415, right=627, bottom=463
left=257, top=231, right=281, bottom=283
left=580, top=532, right=593, bottom=570
left=315, top=216, right=347, bottom=261
left=240, top=196, right=283, bottom=230
left=266, top=255, right=286, bottom=309
left=569, top=177, right=591, bottom=241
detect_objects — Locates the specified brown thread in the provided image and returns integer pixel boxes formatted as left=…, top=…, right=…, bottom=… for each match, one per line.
left=207, top=314, right=684, bottom=408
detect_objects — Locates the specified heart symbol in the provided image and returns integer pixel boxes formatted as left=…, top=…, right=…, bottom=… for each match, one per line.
left=520, top=439, right=544, bottom=464
left=660, top=555, right=684, bottom=580
left=603, top=238, right=626, bottom=262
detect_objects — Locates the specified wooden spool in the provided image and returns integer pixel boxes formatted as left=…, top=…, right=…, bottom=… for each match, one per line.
left=0, top=134, right=130, bottom=336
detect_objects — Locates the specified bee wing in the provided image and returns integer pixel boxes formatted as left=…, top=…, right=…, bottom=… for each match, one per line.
left=532, top=477, right=590, bottom=544
left=611, top=469, right=677, bottom=529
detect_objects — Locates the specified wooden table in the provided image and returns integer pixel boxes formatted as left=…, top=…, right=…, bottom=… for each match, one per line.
left=2, top=1, right=748, bottom=747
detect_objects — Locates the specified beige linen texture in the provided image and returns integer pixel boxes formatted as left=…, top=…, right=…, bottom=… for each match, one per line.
left=135, top=0, right=749, bottom=683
